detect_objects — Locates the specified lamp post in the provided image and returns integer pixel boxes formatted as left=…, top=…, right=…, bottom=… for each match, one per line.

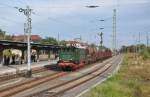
left=18, top=6, right=32, bottom=77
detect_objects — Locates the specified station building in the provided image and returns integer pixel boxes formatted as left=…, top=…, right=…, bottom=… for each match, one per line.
left=0, top=40, right=61, bottom=67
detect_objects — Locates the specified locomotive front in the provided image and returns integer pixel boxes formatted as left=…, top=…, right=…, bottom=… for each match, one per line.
left=58, top=46, right=86, bottom=71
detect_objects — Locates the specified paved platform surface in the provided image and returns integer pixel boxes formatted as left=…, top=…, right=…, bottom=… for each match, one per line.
left=0, top=60, right=58, bottom=75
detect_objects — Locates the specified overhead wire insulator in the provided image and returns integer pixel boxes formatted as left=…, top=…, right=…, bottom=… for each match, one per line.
left=19, top=8, right=24, bottom=12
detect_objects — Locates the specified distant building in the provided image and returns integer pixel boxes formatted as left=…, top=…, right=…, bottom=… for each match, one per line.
left=13, top=35, right=42, bottom=42
left=64, top=40, right=88, bottom=48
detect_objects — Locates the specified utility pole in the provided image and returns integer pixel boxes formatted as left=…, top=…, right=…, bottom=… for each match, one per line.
left=18, top=6, right=32, bottom=77
left=113, top=9, right=117, bottom=55
left=57, top=32, right=59, bottom=45
left=146, top=32, right=149, bottom=48
left=139, top=32, right=141, bottom=44
left=138, top=32, right=141, bottom=53
left=133, top=34, right=137, bottom=58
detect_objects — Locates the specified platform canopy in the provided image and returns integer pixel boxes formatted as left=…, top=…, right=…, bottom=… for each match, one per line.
left=0, top=40, right=62, bottom=50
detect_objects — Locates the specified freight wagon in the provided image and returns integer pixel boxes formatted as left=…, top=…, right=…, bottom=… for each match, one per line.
left=58, top=44, right=112, bottom=71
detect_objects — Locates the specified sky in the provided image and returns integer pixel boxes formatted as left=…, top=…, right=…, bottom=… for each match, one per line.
left=0, top=0, right=150, bottom=49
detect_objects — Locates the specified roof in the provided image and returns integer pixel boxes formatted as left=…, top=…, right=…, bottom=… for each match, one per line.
left=64, top=40, right=87, bottom=49
left=13, top=35, right=42, bottom=42
left=64, top=40, right=80, bottom=44
left=0, top=40, right=61, bottom=50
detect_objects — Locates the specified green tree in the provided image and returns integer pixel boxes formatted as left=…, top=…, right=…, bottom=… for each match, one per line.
left=40, top=37, right=58, bottom=45
left=120, top=46, right=127, bottom=53
left=59, top=40, right=66, bottom=45
left=90, top=43, right=96, bottom=48
left=0, top=29, right=5, bottom=40
left=5, top=35, right=13, bottom=41
left=0, top=29, right=13, bottom=40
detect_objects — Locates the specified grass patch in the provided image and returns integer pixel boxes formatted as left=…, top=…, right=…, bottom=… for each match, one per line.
left=88, top=54, right=150, bottom=97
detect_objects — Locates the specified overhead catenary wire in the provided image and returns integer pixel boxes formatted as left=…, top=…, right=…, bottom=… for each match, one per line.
left=0, top=2, right=103, bottom=40
left=0, top=16, right=22, bottom=24
left=31, top=4, right=108, bottom=42
left=0, top=3, right=17, bottom=9
left=0, top=6, right=80, bottom=36
left=30, top=5, right=108, bottom=40
left=32, top=12, right=86, bottom=30
left=0, top=2, right=100, bottom=29
left=28, top=6, right=98, bottom=9
left=8, top=0, right=25, bottom=6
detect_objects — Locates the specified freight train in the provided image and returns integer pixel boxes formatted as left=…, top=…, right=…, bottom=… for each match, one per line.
left=58, top=41, right=112, bottom=71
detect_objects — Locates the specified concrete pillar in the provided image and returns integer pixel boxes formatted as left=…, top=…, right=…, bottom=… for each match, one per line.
left=36, top=49, right=40, bottom=62
left=0, top=49, right=3, bottom=67
left=21, top=49, right=25, bottom=64
left=53, top=48, right=57, bottom=59
left=47, top=50, right=51, bottom=60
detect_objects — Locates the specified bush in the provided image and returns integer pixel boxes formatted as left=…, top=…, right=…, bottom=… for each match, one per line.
left=140, top=48, right=150, bottom=60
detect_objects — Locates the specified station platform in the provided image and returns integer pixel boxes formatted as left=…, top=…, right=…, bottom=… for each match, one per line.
left=0, top=60, right=58, bottom=76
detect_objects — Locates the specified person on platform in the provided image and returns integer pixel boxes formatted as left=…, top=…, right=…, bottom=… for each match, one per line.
left=11, top=54, right=15, bottom=65
left=3, top=55, right=5, bottom=66
left=31, top=54, right=34, bottom=63
left=15, top=54, right=20, bottom=65
left=3, top=49, right=12, bottom=66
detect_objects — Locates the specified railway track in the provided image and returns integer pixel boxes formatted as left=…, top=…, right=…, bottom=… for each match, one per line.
left=27, top=57, right=118, bottom=97
left=0, top=71, right=67, bottom=97
left=0, top=56, right=117, bottom=97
